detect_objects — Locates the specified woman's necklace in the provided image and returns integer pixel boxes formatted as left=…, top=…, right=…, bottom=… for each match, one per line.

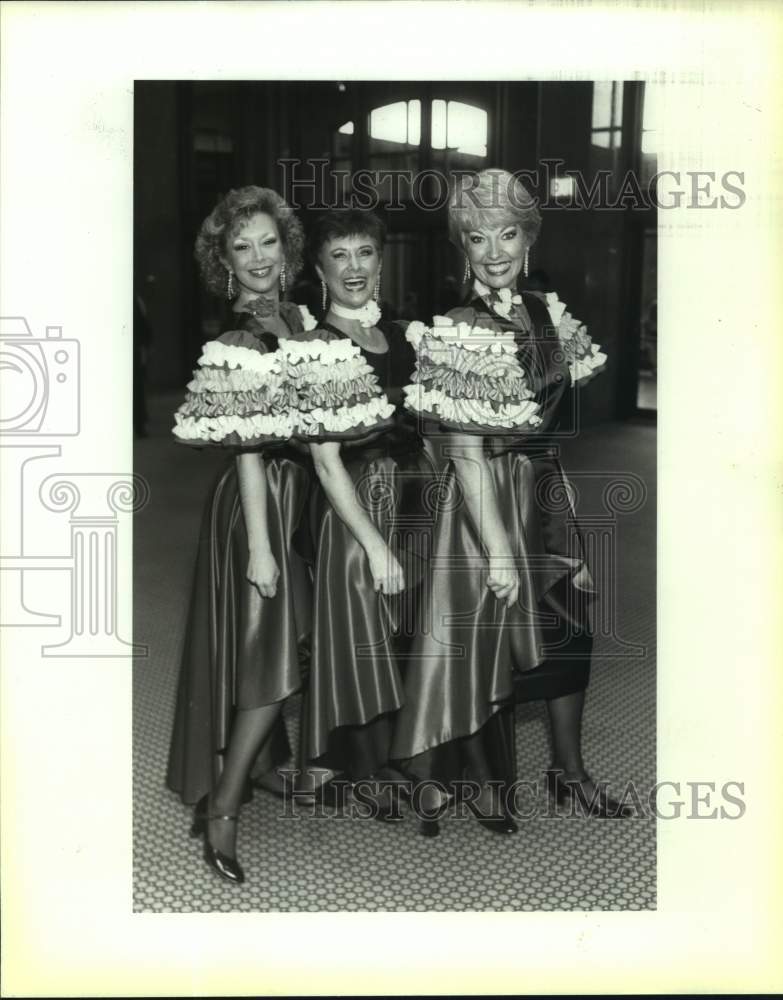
left=242, top=293, right=280, bottom=319
left=237, top=293, right=291, bottom=339
left=331, top=299, right=381, bottom=329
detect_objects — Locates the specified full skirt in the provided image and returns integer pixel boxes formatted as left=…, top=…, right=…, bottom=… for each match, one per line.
left=166, top=452, right=312, bottom=805
left=391, top=448, right=595, bottom=784
left=304, top=444, right=436, bottom=779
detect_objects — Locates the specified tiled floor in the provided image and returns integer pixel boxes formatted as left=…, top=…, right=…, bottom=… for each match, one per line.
left=133, top=395, right=656, bottom=911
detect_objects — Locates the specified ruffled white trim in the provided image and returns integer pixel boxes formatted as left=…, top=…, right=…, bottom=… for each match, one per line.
left=294, top=396, right=396, bottom=435
left=172, top=411, right=294, bottom=443
left=297, top=304, right=318, bottom=331
left=405, top=321, right=427, bottom=349
left=292, top=366, right=375, bottom=389
left=185, top=367, right=286, bottom=394
left=331, top=300, right=382, bottom=329
left=544, top=291, right=568, bottom=328
left=406, top=317, right=518, bottom=355
left=197, top=339, right=282, bottom=375
left=544, top=292, right=607, bottom=385
left=570, top=344, right=608, bottom=383
left=404, top=316, right=539, bottom=429
left=279, top=337, right=365, bottom=366
left=404, top=385, right=541, bottom=430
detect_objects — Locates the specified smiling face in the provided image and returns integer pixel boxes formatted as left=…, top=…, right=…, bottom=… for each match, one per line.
left=221, top=212, right=284, bottom=302
left=316, top=233, right=381, bottom=310
left=463, top=221, right=526, bottom=291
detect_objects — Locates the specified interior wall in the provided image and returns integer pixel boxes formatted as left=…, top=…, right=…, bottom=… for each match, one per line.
left=134, top=81, right=185, bottom=391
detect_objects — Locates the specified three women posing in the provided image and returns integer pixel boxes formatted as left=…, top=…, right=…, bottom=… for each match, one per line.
left=168, top=174, right=623, bottom=884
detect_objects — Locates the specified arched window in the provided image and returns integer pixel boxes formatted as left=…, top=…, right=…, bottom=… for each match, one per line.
left=369, top=100, right=421, bottom=145
left=331, top=96, right=490, bottom=199
left=431, top=100, right=488, bottom=167
left=368, top=99, right=422, bottom=178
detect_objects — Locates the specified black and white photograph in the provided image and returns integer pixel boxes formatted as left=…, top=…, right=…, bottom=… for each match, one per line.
left=2, top=2, right=782, bottom=995
left=132, top=79, right=658, bottom=912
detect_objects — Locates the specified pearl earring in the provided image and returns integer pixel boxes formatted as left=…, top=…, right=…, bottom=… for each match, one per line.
left=463, top=255, right=471, bottom=283
left=226, top=270, right=234, bottom=300
left=523, top=248, right=529, bottom=278
left=321, top=280, right=328, bottom=312
left=279, top=262, right=286, bottom=294
left=374, top=270, right=382, bottom=303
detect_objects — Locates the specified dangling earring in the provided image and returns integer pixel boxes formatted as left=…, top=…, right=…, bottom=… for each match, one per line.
left=279, top=262, right=287, bottom=294
left=321, top=280, right=328, bottom=312
left=463, top=254, right=471, bottom=284
left=523, top=248, right=529, bottom=278
left=374, top=269, right=382, bottom=303
left=226, top=269, right=234, bottom=300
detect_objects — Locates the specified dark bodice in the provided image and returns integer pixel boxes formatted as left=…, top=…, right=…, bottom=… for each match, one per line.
left=220, top=299, right=309, bottom=349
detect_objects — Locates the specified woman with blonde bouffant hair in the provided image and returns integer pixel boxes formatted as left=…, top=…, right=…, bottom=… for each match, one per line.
left=392, top=168, right=627, bottom=836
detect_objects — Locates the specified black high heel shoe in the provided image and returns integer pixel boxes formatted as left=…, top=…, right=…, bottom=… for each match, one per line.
left=356, top=774, right=408, bottom=823
left=190, top=795, right=245, bottom=884
left=475, top=811, right=519, bottom=835
left=294, top=777, right=350, bottom=810
left=415, top=792, right=446, bottom=838
left=549, top=774, right=633, bottom=819
left=462, top=784, right=519, bottom=835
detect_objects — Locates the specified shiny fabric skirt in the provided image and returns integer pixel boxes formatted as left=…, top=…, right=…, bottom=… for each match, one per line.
left=304, top=443, right=436, bottom=780
left=390, top=447, right=595, bottom=785
left=166, top=451, right=312, bottom=805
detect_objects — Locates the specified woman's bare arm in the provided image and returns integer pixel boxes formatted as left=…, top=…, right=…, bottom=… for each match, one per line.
left=310, top=440, right=405, bottom=595
left=447, top=433, right=519, bottom=607
left=236, top=451, right=279, bottom=598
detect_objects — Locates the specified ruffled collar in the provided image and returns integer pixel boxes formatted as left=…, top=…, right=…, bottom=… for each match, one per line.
left=331, top=299, right=382, bottom=329
left=473, top=279, right=524, bottom=319
left=464, top=283, right=533, bottom=336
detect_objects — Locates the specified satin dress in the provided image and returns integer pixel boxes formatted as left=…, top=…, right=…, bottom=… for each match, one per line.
left=167, top=302, right=315, bottom=806
left=390, top=289, right=597, bottom=788
left=303, top=319, right=437, bottom=780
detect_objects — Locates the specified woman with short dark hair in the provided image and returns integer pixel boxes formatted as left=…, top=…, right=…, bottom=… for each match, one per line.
left=301, top=209, right=436, bottom=807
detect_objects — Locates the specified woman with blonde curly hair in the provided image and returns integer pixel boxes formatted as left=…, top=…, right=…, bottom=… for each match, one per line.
left=166, top=186, right=396, bottom=881
left=392, top=168, right=628, bottom=835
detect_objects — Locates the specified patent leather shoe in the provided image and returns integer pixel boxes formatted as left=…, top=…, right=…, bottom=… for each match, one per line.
left=355, top=774, right=408, bottom=822
left=190, top=795, right=245, bottom=884
left=475, top=811, right=519, bottom=835
left=310, top=777, right=349, bottom=809
left=549, top=774, right=633, bottom=819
